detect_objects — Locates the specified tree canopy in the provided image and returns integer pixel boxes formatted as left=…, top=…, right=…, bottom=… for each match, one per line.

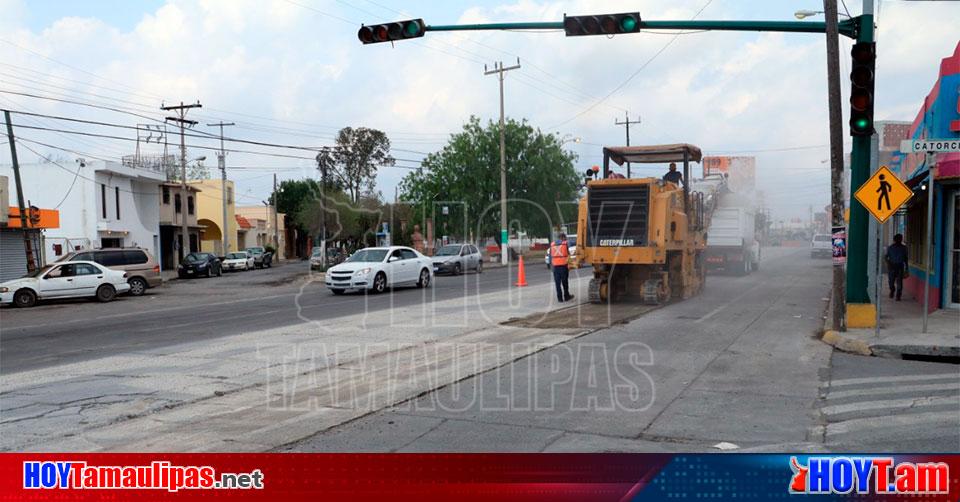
left=316, top=127, right=394, bottom=204
left=399, top=116, right=580, bottom=240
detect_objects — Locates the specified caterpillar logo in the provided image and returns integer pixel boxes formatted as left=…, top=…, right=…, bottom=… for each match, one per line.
left=599, top=239, right=634, bottom=246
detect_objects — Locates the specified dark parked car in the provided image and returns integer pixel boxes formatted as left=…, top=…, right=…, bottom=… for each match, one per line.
left=245, top=247, right=273, bottom=268
left=178, top=252, right=222, bottom=278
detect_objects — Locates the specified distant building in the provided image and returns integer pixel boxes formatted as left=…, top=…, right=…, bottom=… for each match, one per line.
left=158, top=182, right=202, bottom=269
left=0, top=160, right=164, bottom=264
left=187, top=179, right=237, bottom=255
left=235, top=205, right=286, bottom=259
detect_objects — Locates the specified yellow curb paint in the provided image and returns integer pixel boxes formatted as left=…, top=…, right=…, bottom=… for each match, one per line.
left=846, top=303, right=876, bottom=328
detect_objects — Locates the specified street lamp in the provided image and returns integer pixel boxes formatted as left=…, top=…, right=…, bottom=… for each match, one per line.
left=795, top=9, right=850, bottom=19
left=560, top=134, right=582, bottom=145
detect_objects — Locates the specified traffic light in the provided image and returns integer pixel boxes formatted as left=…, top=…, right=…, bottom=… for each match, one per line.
left=564, top=12, right=640, bottom=37
left=849, top=42, right=876, bottom=137
left=358, top=19, right=426, bottom=44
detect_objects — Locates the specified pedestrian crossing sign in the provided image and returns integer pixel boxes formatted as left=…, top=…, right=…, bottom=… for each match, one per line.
left=854, top=165, right=912, bottom=223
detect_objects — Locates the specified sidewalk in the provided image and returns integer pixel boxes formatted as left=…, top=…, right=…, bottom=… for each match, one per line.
left=823, top=295, right=960, bottom=359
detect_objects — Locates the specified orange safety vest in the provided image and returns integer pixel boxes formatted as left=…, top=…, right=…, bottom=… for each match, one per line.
left=550, top=240, right=570, bottom=267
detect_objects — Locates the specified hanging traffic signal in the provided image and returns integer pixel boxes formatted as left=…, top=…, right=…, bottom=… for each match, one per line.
left=564, top=12, right=640, bottom=37
left=849, top=42, right=876, bottom=137
left=358, top=19, right=426, bottom=44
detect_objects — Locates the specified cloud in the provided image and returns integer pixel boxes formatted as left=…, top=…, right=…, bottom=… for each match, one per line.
left=0, top=0, right=957, bottom=222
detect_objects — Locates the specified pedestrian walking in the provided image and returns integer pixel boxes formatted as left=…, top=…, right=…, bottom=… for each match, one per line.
left=550, top=233, right=574, bottom=302
left=885, top=233, right=909, bottom=301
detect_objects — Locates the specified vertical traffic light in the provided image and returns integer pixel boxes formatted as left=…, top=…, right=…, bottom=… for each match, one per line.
left=564, top=13, right=640, bottom=37
left=358, top=19, right=426, bottom=44
left=849, top=42, right=876, bottom=137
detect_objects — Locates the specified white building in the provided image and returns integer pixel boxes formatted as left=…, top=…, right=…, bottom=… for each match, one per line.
left=0, top=159, right=164, bottom=264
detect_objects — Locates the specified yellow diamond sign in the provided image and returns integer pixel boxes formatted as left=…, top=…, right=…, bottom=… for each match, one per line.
left=854, top=165, right=913, bottom=223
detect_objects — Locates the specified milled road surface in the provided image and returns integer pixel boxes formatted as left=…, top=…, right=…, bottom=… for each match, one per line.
left=0, top=261, right=557, bottom=374
left=288, top=248, right=960, bottom=453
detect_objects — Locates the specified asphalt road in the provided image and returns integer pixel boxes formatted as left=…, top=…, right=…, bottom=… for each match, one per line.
left=0, top=260, right=559, bottom=374
left=289, top=248, right=960, bottom=453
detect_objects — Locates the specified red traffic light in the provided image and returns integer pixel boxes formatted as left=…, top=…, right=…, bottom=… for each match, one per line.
left=358, top=18, right=426, bottom=44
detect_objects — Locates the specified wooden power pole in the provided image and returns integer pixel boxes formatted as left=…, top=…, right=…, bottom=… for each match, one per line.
left=162, top=101, right=201, bottom=264
left=484, top=58, right=521, bottom=265
left=3, top=110, right=36, bottom=272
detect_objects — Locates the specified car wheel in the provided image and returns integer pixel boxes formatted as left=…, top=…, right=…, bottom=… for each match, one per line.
left=372, top=272, right=387, bottom=294
left=205, top=268, right=212, bottom=278
left=331, top=288, right=345, bottom=295
left=417, top=268, right=431, bottom=288
left=454, top=262, right=462, bottom=276
left=96, top=284, right=116, bottom=302
left=127, top=277, right=147, bottom=296
left=13, top=288, right=36, bottom=308
left=216, top=265, right=222, bottom=277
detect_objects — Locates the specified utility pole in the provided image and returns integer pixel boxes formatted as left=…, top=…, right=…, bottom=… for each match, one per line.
left=208, top=121, right=235, bottom=256
left=163, top=101, right=201, bottom=265
left=3, top=110, right=36, bottom=272
left=823, top=0, right=846, bottom=332
left=484, top=58, right=520, bottom=265
left=273, top=173, right=280, bottom=262
left=614, top=112, right=641, bottom=178
left=316, top=148, right=329, bottom=269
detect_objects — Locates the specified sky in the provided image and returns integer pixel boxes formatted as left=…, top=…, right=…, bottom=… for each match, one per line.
left=0, top=0, right=957, bottom=224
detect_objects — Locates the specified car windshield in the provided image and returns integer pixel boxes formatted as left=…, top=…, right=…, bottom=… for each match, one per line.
left=184, top=253, right=206, bottom=263
left=226, top=253, right=246, bottom=259
left=346, top=249, right=388, bottom=263
left=246, top=248, right=264, bottom=255
left=814, top=235, right=832, bottom=242
left=435, top=245, right=461, bottom=256
left=568, top=236, right=577, bottom=247
left=311, top=248, right=323, bottom=257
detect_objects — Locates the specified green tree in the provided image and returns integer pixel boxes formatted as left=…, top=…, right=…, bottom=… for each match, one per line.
left=399, top=116, right=580, bottom=241
left=316, top=127, right=394, bottom=204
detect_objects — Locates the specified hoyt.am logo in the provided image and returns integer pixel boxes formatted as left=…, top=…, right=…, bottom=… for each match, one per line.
left=789, top=457, right=949, bottom=495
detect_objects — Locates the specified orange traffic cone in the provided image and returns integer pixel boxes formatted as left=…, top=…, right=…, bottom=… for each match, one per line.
left=515, top=255, right=528, bottom=287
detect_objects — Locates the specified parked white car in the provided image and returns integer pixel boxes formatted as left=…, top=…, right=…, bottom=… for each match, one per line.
left=430, top=243, right=483, bottom=275
left=325, top=246, right=433, bottom=295
left=811, top=233, right=833, bottom=258
left=222, top=251, right=255, bottom=271
left=0, top=260, right=131, bottom=308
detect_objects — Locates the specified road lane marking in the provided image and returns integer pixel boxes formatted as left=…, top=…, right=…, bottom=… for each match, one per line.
left=826, top=382, right=960, bottom=400
left=829, top=372, right=960, bottom=388
left=821, top=395, right=960, bottom=418
left=826, top=410, right=960, bottom=436
left=694, top=283, right=761, bottom=323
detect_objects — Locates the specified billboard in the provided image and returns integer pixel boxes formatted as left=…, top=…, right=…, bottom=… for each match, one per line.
left=702, top=156, right=756, bottom=193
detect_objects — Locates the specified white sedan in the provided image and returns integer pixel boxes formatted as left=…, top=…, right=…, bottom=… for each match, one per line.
left=222, top=251, right=255, bottom=271
left=0, top=260, right=130, bottom=308
left=325, top=246, right=433, bottom=295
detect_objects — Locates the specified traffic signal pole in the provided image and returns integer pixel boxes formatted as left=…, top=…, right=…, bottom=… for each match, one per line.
left=845, top=2, right=875, bottom=309
left=424, top=19, right=859, bottom=38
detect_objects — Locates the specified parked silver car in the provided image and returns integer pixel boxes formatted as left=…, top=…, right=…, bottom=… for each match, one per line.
left=430, top=243, right=483, bottom=275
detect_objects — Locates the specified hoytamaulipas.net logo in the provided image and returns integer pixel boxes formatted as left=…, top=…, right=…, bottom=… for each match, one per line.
left=24, top=461, right=264, bottom=492
left=789, top=456, right=948, bottom=495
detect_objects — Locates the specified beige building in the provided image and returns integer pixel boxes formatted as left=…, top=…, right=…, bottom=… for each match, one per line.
left=236, top=205, right=286, bottom=259
left=187, top=179, right=237, bottom=255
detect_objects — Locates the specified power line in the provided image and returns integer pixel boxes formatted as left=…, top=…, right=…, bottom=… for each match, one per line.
left=548, top=0, right=715, bottom=129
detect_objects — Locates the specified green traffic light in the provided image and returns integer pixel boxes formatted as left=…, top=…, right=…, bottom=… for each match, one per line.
left=404, top=21, right=420, bottom=36
left=853, top=118, right=870, bottom=130
left=620, top=16, right=637, bottom=32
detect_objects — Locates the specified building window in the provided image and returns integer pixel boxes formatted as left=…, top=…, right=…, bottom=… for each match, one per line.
left=187, top=196, right=195, bottom=215
left=162, top=186, right=170, bottom=204
left=115, top=186, right=121, bottom=220
left=175, top=194, right=182, bottom=214
left=53, top=244, right=63, bottom=256
left=101, top=183, right=107, bottom=218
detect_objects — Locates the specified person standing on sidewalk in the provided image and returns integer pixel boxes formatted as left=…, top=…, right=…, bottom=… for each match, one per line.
left=550, top=233, right=574, bottom=303
left=885, top=233, right=909, bottom=301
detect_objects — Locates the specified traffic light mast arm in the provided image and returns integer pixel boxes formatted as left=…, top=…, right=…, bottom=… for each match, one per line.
left=424, top=18, right=859, bottom=38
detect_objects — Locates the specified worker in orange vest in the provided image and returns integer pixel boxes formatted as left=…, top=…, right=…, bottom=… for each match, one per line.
left=550, top=233, right=574, bottom=303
